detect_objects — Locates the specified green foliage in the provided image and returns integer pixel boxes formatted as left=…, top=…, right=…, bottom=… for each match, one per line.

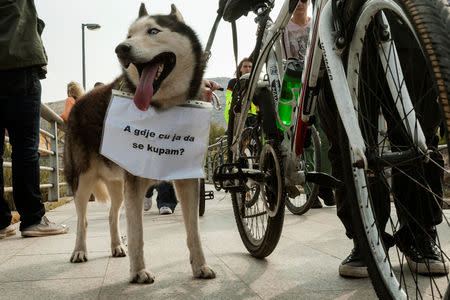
left=209, top=122, right=226, bottom=145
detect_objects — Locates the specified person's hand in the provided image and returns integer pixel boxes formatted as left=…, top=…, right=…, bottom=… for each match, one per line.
left=204, top=80, right=222, bottom=92
left=203, top=80, right=222, bottom=102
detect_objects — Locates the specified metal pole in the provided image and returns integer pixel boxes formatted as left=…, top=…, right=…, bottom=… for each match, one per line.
left=82, top=24, right=86, bottom=90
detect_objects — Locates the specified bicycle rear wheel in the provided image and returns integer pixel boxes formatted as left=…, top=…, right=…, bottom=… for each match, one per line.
left=341, top=0, right=450, bottom=299
left=286, top=125, right=321, bottom=215
left=227, top=88, right=285, bottom=258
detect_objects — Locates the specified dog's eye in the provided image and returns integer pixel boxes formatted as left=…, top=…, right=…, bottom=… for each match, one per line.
left=148, top=28, right=160, bottom=35
left=127, top=35, right=132, bottom=39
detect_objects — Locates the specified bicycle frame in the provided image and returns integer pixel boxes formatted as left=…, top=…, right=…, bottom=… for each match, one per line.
left=231, top=0, right=428, bottom=186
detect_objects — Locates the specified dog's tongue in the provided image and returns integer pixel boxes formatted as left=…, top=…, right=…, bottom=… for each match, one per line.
left=133, top=63, right=161, bottom=111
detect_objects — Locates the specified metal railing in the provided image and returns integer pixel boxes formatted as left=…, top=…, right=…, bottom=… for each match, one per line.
left=204, top=135, right=228, bottom=183
left=2, top=103, right=67, bottom=202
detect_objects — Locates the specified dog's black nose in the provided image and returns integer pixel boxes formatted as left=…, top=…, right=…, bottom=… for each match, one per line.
left=115, top=43, right=132, bottom=55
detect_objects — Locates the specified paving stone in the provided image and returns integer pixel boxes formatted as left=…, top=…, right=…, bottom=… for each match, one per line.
left=0, top=183, right=446, bottom=299
left=0, top=278, right=103, bottom=299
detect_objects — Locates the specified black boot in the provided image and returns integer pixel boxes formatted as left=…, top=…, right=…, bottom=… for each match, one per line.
left=318, top=186, right=335, bottom=206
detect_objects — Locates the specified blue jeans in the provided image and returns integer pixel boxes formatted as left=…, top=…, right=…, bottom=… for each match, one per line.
left=145, top=181, right=178, bottom=211
left=0, top=68, right=45, bottom=231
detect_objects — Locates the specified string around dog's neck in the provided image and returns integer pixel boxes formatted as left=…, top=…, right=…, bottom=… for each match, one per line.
left=118, top=79, right=126, bottom=91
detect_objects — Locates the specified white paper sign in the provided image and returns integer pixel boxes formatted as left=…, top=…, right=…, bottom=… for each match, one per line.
left=100, top=90, right=212, bottom=180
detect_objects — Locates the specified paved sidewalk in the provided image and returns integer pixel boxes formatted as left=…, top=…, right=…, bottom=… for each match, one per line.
left=1, top=184, right=386, bottom=299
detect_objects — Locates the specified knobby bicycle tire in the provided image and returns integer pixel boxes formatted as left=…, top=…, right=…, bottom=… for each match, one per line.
left=340, top=0, right=450, bottom=299
left=285, top=125, right=322, bottom=215
left=227, top=91, right=285, bottom=258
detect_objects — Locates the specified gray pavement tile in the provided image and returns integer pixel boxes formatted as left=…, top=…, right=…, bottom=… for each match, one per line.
left=225, top=239, right=376, bottom=298
left=274, top=289, right=378, bottom=300
left=0, top=278, right=103, bottom=300
left=101, top=251, right=260, bottom=300
left=281, top=214, right=352, bottom=261
left=0, top=252, right=109, bottom=282
left=0, top=255, right=9, bottom=264
left=18, top=233, right=115, bottom=255
left=1, top=184, right=446, bottom=299
left=0, top=233, right=37, bottom=251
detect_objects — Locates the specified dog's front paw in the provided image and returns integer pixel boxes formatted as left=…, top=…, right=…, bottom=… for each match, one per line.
left=111, top=245, right=127, bottom=257
left=70, top=250, right=88, bottom=263
left=130, top=269, right=155, bottom=284
left=193, top=265, right=216, bottom=279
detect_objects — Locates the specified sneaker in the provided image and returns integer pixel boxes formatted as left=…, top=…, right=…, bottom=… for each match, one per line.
left=401, top=239, right=449, bottom=275
left=318, top=187, right=336, bottom=206
left=339, top=247, right=369, bottom=278
left=159, top=206, right=173, bottom=215
left=0, top=224, right=16, bottom=239
left=311, top=198, right=323, bottom=209
left=144, top=196, right=152, bottom=211
left=21, top=216, right=69, bottom=237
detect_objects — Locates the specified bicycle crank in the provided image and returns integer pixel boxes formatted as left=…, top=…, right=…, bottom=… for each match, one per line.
left=213, top=162, right=269, bottom=193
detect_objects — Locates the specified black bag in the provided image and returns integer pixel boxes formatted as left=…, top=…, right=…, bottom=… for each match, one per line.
left=219, top=0, right=267, bottom=22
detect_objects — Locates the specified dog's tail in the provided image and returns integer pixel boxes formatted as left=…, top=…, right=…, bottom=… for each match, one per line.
left=63, top=131, right=78, bottom=194
left=92, top=180, right=109, bottom=203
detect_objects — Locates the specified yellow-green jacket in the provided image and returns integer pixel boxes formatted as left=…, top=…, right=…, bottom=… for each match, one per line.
left=224, top=78, right=258, bottom=124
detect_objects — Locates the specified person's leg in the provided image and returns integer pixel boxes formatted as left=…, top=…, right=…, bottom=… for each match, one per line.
left=252, top=87, right=280, bottom=140
left=0, top=128, right=13, bottom=230
left=317, top=78, right=355, bottom=238
left=318, top=76, right=375, bottom=278
left=302, top=124, right=323, bottom=208
left=145, top=185, right=155, bottom=199
left=0, top=72, right=13, bottom=230
left=2, top=69, right=45, bottom=231
left=144, top=185, right=155, bottom=211
left=315, top=112, right=335, bottom=207
left=0, top=128, right=16, bottom=238
left=387, top=26, right=443, bottom=253
left=156, top=181, right=178, bottom=213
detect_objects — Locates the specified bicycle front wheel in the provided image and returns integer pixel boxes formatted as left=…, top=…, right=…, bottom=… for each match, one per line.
left=227, top=89, right=285, bottom=258
left=286, top=125, right=321, bottom=215
left=342, top=0, right=450, bottom=299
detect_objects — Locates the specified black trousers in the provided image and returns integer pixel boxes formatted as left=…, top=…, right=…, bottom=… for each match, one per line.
left=146, top=181, right=178, bottom=211
left=0, top=68, right=45, bottom=231
left=317, top=22, right=443, bottom=241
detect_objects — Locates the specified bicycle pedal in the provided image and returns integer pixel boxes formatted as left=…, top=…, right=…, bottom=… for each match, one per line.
left=305, top=171, right=342, bottom=188
left=286, top=185, right=301, bottom=198
left=213, top=163, right=246, bottom=193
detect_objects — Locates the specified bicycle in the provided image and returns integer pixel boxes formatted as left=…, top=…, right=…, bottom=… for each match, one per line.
left=238, top=107, right=322, bottom=216
left=208, top=0, right=450, bottom=298
left=285, top=124, right=321, bottom=215
left=198, top=89, right=223, bottom=216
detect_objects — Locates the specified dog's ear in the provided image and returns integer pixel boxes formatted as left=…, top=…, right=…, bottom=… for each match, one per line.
left=170, top=4, right=184, bottom=23
left=139, top=3, right=148, bottom=18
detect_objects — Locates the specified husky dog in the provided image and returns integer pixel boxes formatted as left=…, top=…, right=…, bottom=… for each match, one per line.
left=64, top=3, right=215, bottom=283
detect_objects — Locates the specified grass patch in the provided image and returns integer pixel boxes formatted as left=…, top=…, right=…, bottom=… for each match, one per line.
left=209, top=122, right=226, bottom=145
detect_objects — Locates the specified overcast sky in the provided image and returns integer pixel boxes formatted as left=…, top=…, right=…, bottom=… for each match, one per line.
left=35, top=0, right=290, bottom=103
